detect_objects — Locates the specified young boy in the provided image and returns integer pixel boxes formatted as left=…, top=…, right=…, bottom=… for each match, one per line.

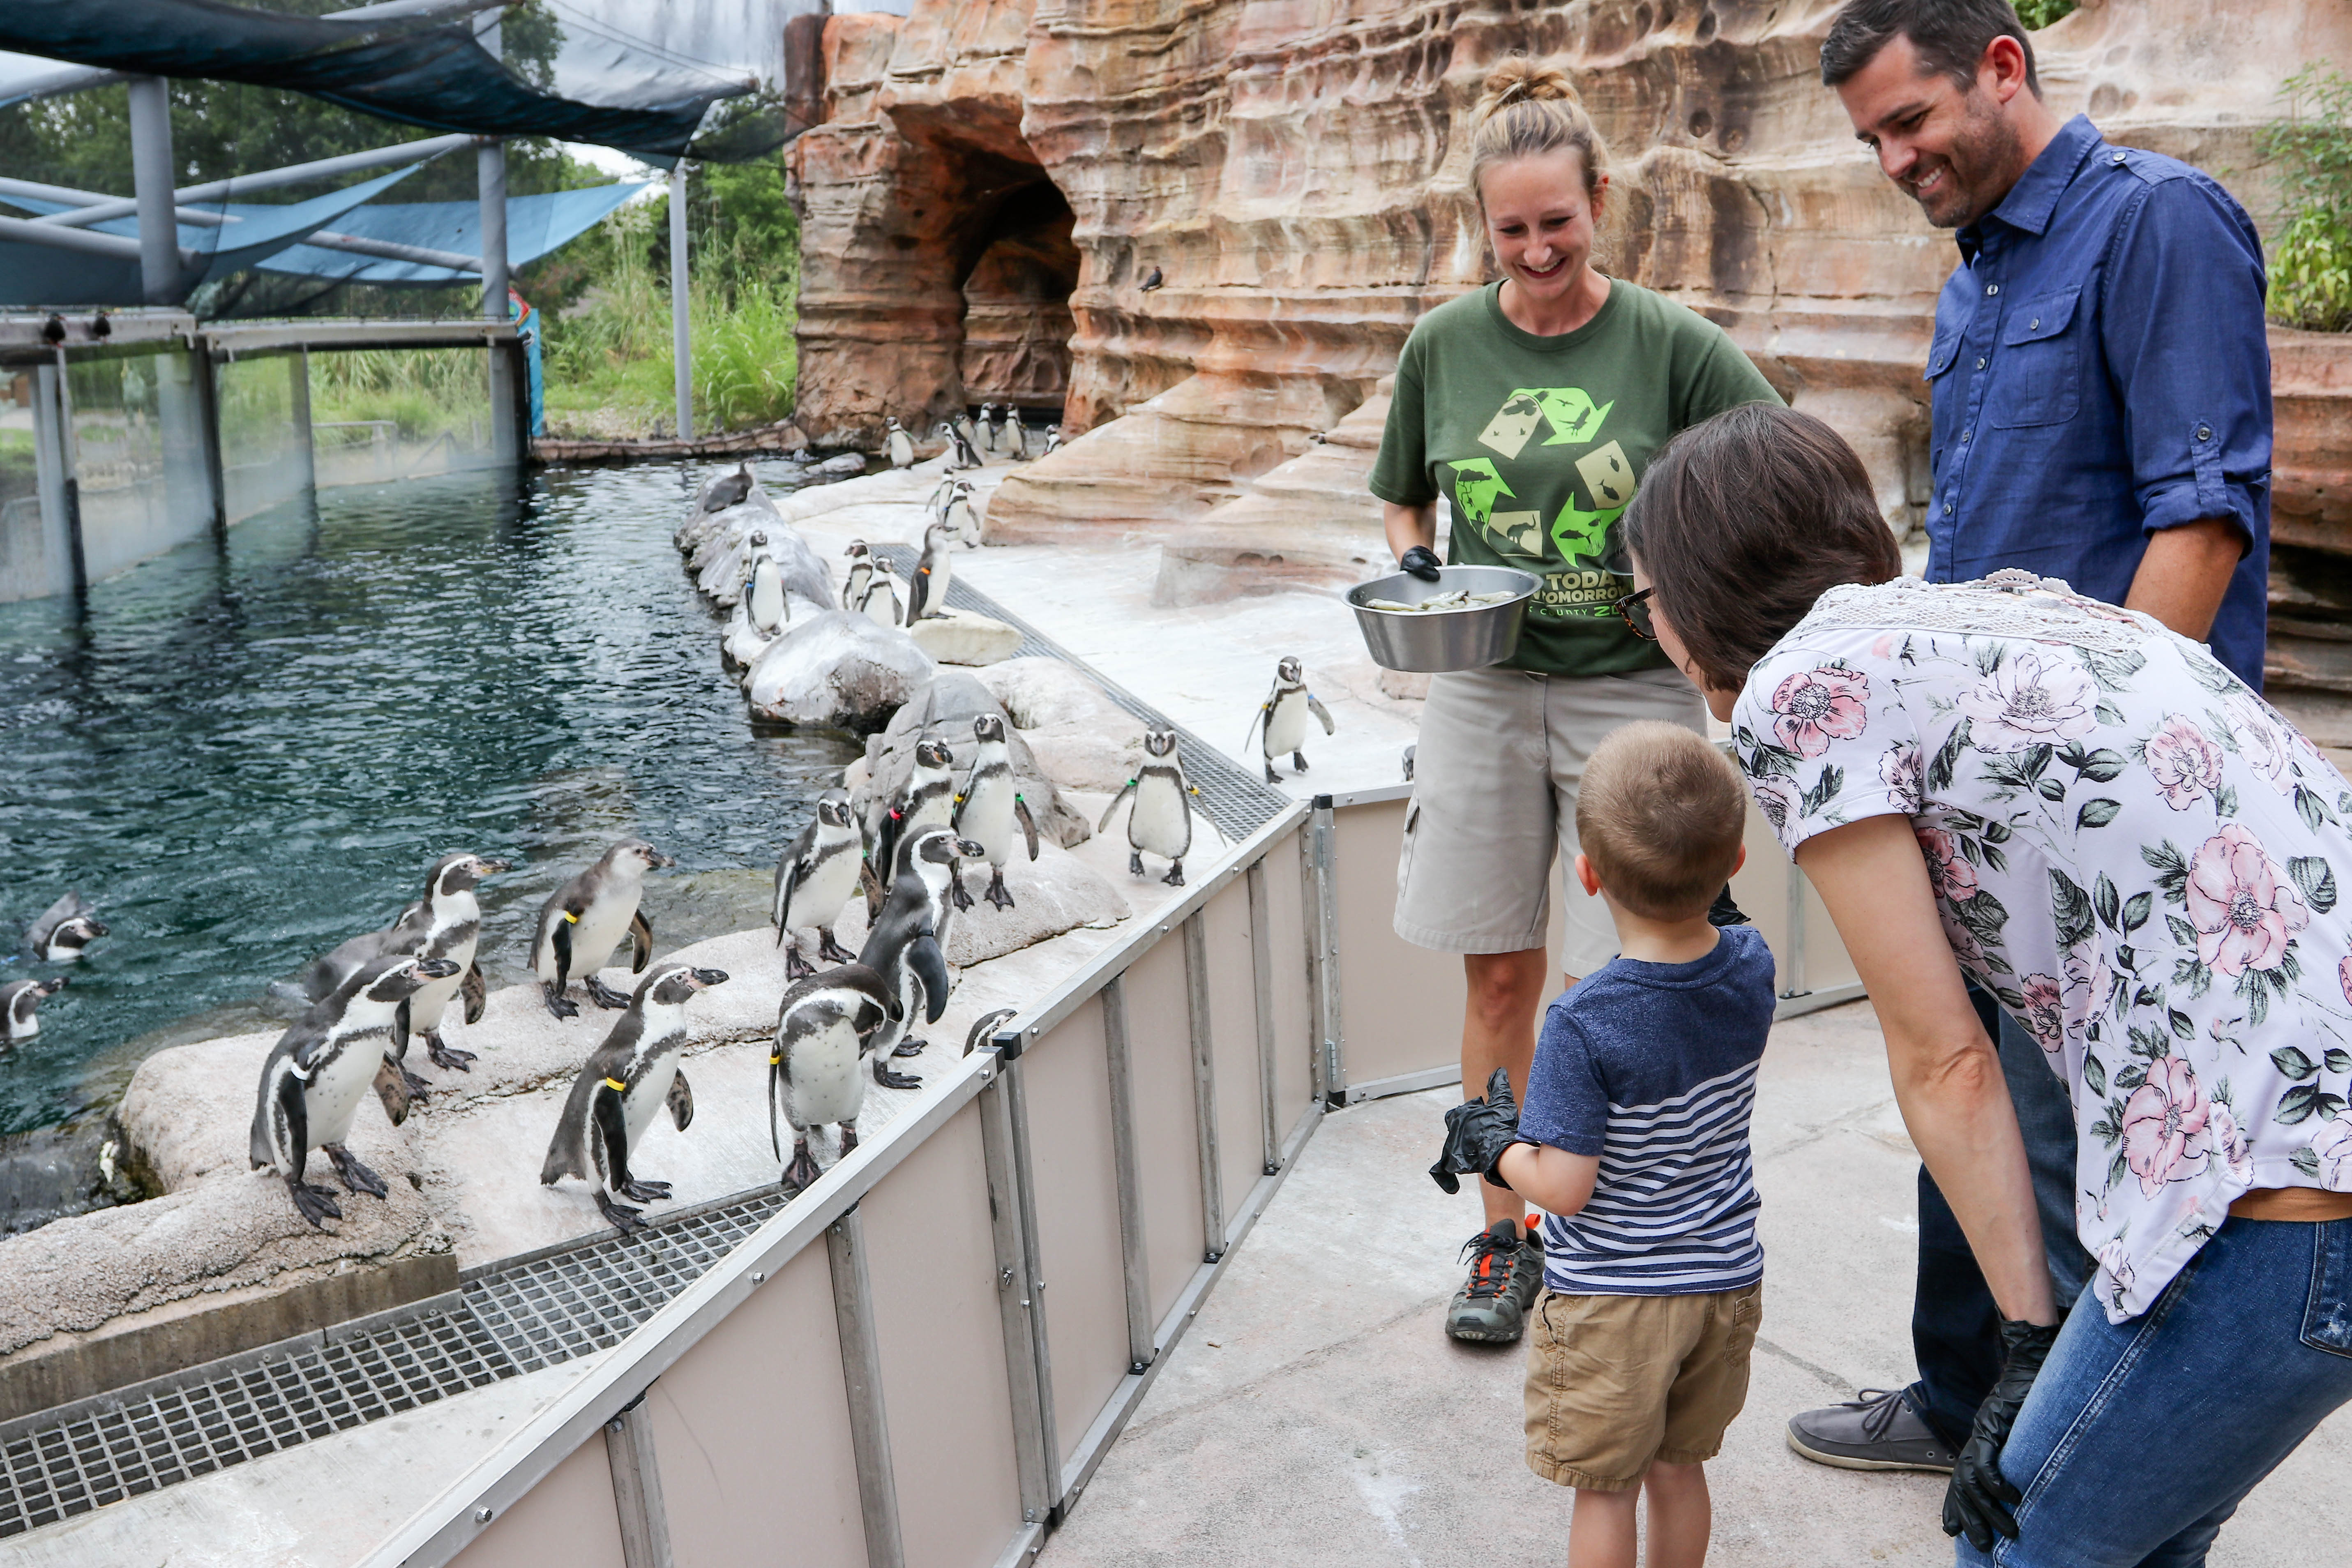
left=1432, top=721, right=1776, bottom=1568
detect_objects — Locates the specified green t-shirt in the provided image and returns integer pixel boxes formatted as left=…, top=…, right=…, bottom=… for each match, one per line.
left=1368, top=279, right=1782, bottom=676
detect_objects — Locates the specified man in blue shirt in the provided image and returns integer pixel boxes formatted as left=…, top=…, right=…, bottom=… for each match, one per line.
left=1782, top=0, right=2276, bottom=1497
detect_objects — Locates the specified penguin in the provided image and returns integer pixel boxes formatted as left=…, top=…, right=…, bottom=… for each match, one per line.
left=1242, top=655, right=1337, bottom=784
left=250, top=953, right=460, bottom=1229
left=743, top=530, right=789, bottom=636
left=773, top=789, right=864, bottom=979
left=885, top=417, right=915, bottom=470
left=1402, top=743, right=1417, bottom=783
left=1, top=977, right=66, bottom=1042
left=941, top=482, right=978, bottom=544
left=858, top=826, right=979, bottom=1084
left=857, top=561, right=904, bottom=629
left=906, top=515, right=977, bottom=622
left=976, top=403, right=999, bottom=456
left=697, top=462, right=754, bottom=514
left=872, top=737, right=958, bottom=902
left=768, top=963, right=900, bottom=1193
left=540, top=963, right=729, bottom=1232
left=952, top=408, right=982, bottom=457
left=300, top=852, right=511, bottom=1085
left=952, top=713, right=1039, bottom=912
left=531, top=839, right=674, bottom=1018
left=1140, top=265, right=1164, bottom=292
left=1099, top=728, right=1208, bottom=885
left=935, top=421, right=981, bottom=473
left=842, top=539, right=875, bottom=613
left=964, top=1006, right=1018, bottom=1057
left=23, top=892, right=106, bottom=964
left=1043, top=423, right=1064, bottom=455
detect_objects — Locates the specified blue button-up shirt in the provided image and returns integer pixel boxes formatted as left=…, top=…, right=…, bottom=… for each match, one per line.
left=1924, top=114, right=2272, bottom=688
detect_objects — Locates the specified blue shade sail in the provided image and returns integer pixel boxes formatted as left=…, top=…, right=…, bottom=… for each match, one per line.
left=260, top=181, right=651, bottom=286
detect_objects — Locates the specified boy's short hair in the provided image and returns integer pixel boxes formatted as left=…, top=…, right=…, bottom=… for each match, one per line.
left=1575, top=722, right=1747, bottom=922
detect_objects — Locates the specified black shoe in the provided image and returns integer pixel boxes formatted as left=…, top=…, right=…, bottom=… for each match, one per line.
left=1445, top=1219, right=1544, bottom=1343
left=1785, top=1388, right=1958, bottom=1473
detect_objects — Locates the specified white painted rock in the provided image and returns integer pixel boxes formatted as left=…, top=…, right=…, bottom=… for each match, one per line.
left=699, top=516, right=831, bottom=610
left=745, top=611, right=935, bottom=731
left=942, top=849, right=1132, bottom=966
left=683, top=491, right=778, bottom=567
left=973, top=657, right=1145, bottom=793
left=720, top=604, right=776, bottom=672
left=906, top=609, right=1023, bottom=666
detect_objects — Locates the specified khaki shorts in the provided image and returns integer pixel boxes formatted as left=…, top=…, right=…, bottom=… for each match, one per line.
left=1523, top=1283, right=1762, bottom=1491
left=1395, top=664, right=1705, bottom=976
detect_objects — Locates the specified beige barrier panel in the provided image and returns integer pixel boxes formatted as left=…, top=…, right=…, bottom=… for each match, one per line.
left=450, top=1430, right=626, bottom=1568
left=1118, top=936, right=1213, bottom=1326
left=1723, top=790, right=1863, bottom=1008
left=649, top=1240, right=866, bottom=1568
left=1199, top=877, right=1271, bottom=1234
left=1260, top=831, right=1318, bottom=1134
left=1328, top=795, right=1468, bottom=1095
left=861, top=1098, right=1026, bottom=1568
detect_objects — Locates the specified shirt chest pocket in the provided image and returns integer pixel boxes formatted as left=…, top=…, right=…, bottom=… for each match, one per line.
left=1987, top=288, right=2084, bottom=431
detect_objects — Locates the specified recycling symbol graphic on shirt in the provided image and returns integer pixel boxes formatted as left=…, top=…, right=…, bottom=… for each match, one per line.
left=1450, top=386, right=1633, bottom=577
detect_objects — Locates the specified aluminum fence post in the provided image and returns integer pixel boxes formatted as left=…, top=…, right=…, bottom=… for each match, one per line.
left=1305, top=796, right=1345, bottom=1104
left=1781, top=864, right=1811, bottom=1001
left=1000, top=1053, right=1063, bottom=1505
left=603, top=1390, right=674, bottom=1568
left=1245, top=857, right=1281, bottom=1176
left=1182, top=911, right=1225, bottom=1260
left=978, top=1058, right=1054, bottom=1527
left=1100, top=976, right=1155, bottom=1374
left=828, top=1206, right=906, bottom=1568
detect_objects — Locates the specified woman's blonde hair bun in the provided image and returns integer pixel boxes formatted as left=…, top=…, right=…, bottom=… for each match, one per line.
left=1476, top=57, right=1582, bottom=120
left=1467, top=53, right=1609, bottom=210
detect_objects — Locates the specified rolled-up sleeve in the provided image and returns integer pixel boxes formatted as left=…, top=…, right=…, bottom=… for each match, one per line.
left=2100, top=177, right=2272, bottom=547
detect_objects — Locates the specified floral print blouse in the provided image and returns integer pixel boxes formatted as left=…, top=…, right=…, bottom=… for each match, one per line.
left=1734, top=574, right=2352, bottom=1321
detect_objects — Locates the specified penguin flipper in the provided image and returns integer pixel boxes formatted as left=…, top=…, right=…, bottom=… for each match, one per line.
left=668, top=1068, right=694, bottom=1132
left=550, top=913, right=575, bottom=996
left=1015, top=796, right=1040, bottom=860
left=593, top=1081, right=635, bottom=1193
left=629, top=909, right=654, bottom=973
left=1308, top=692, right=1337, bottom=735
left=909, top=935, right=951, bottom=1025
left=373, top=1057, right=415, bottom=1127
left=462, top=962, right=487, bottom=1025
left=1096, top=781, right=1137, bottom=835
left=768, top=1047, right=784, bottom=1160
left=1241, top=703, right=1268, bottom=757
left=277, top=1067, right=312, bottom=1178
left=391, top=998, right=411, bottom=1064
left=774, top=858, right=801, bottom=946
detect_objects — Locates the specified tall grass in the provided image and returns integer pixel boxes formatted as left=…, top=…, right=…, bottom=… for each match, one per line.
left=2267, top=65, right=2352, bottom=334
left=307, top=348, right=487, bottom=442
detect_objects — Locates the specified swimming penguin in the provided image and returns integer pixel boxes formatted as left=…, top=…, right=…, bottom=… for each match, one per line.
left=774, top=790, right=864, bottom=979
left=842, top=539, right=875, bottom=613
left=1, top=977, right=66, bottom=1042
left=872, top=737, right=958, bottom=902
left=952, top=713, right=1039, bottom=911
left=858, top=826, right=978, bottom=1084
left=885, top=417, right=915, bottom=470
left=1242, top=655, right=1337, bottom=784
left=935, top=421, right=981, bottom=473
left=857, top=561, right=904, bottom=629
left=540, top=962, right=729, bottom=1232
left=23, top=893, right=106, bottom=964
left=300, top=852, right=510, bottom=1084
left=1100, top=728, right=1208, bottom=885
left=250, top=953, right=460, bottom=1228
left=697, top=462, right=754, bottom=514
left=532, top=839, right=674, bottom=1018
left=906, top=515, right=976, bottom=623
left=768, top=963, right=900, bottom=1193
left=743, top=530, right=789, bottom=636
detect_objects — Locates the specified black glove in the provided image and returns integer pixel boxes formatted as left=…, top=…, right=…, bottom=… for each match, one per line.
left=1942, top=1317, right=2059, bottom=1548
left=1399, top=545, right=1443, bottom=582
left=1706, top=885, right=1749, bottom=927
left=1429, top=1068, right=1523, bottom=1194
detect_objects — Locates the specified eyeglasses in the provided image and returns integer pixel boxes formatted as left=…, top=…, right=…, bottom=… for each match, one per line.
left=1614, top=586, right=1658, bottom=641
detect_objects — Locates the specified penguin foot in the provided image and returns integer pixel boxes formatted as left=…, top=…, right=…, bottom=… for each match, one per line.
left=819, top=931, right=856, bottom=964
left=585, top=976, right=633, bottom=1010
left=873, top=1062, right=923, bottom=1090
left=286, top=1178, right=344, bottom=1229
left=1162, top=860, right=1187, bottom=887
left=1264, top=764, right=1281, bottom=784
left=893, top=1036, right=927, bottom=1058
left=782, top=1141, right=822, bottom=1194
left=400, top=1065, right=432, bottom=1100
left=1130, top=851, right=1146, bottom=877
left=325, top=1145, right=390, bottom=1199
left=1293, top=751, right=1310, bottom=772
left=425, top=1034, right=476, bottom=1072
left=950, top=876, right=975, bottom=912
left=595, top=1192, right=645, bottom=1233
left=986, top=872, right=1016, bottom=911
left=784, top=945, right=814, bottom=982
left=619, top=1177, right=673, bottom=1204
left=541, top=983, right=579, bottom=1020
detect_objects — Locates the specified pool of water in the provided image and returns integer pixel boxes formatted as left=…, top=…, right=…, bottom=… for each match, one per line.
left=0, top=461, right=862, bottom=1138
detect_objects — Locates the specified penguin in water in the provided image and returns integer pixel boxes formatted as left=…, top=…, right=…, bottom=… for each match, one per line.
left=905, top=514, right=976, bottom=623
left=300, top=852, right=510, bottom=1086
left=250, top=953, right=460, bottom=1229
left=1242, top=655, right=1336, bottom=784
left=1, top=977, right=66, bottom=1042
left=540, top=962, right=729, bottom=1232
left=697, top=462, right=754, bottom=513
left=871, top=737, right=958, bottom=907
left=532, top=839, right=674, bottom=1018
left=23, top=893, right=106, bottom=963
left=1100, top=728, right=1214, bottom=885
left=885, top=417, right=915, bottom=469
left=935, top=421, right=982, bottom=472
left=952, top=713, right=1038, bottom=911
left=841, top=539, right=875, bottom=612
left=769, top=963, right=901, bottom=1193
left=859, top=826, right=979, bottom=1084
left=743, top=530, right=790, bottom=637
left=773, top=790, right=864, bottom=979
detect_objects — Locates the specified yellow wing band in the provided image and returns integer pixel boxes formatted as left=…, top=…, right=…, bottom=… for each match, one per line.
left=563, top=911, right=580, bottom=924
left=602, top=1076, right=627, bottom=1092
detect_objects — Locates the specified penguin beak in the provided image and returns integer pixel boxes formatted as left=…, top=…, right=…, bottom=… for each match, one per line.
left=691, top=967, right=728, bottom=988
left=648, top=851, right=677, bottom=868
left=83, top=919, right=109, bottom=937
left=957, top=837, right=987, bottom=860
left=477, top=858, right=513, bottom=876
left=35, top=977, right=67, bottom=997
left=417, top=958, right=462, bottom=979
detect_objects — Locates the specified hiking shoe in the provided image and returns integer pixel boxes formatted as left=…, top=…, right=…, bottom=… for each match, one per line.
left=1785, top=1388, right=1958, bottom=1472
left=1446, top=1219, right=1544, bottom=1343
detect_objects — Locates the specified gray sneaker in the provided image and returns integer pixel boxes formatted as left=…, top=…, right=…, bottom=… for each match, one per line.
left=1445, top=1219, right=1543, bottom=1343
left=1785, top=1388, right=1958, bottom=1472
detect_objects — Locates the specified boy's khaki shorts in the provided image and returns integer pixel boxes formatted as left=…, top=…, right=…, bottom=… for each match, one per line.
left=1394, top=664, right=1704, bottom=978
left=1523, top=1282, right=1762, bottom=1491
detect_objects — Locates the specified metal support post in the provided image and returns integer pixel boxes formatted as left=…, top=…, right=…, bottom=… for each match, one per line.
left=1245, top=858, right=1281, bottom=1176
left=1100, top=976, right=1154, bottom=1374
left=1304, top=798, right=1344, bottom=1104
left=48, top=348, right=86, bottom=591
left=288, top=348, right=317, bottom=496
left=669, top=163, right=692, bottom=440
left=603, top=1393, right=674, bottom=1568
left=1781, top=865, right=1811, bottom=1001
left=477, top=138, right=516, bottom=468
left=1001, top=1060, right=1063, bottom=1503
left=1182, top=912, right=1225, bottom=1259
left=192, top=346, right=226, bottom=535
left=827, top=1206, right=906, bottom=1568
left=979, top=1068, right=1054, bottom=1527
left=126, top=76, right=177, bottom=306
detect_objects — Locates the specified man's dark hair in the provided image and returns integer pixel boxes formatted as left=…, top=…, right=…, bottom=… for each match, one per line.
left=1820, top=0, right=2039, bottom=97
left=1618, top=404, right=1903, bottom=696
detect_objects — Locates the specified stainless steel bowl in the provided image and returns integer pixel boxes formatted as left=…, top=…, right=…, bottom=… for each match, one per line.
left=1346, top=565, right=1540, bottom=673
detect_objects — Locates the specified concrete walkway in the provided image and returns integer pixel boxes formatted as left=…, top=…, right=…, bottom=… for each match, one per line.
left=1033, top=999, right=2352, bottom=1568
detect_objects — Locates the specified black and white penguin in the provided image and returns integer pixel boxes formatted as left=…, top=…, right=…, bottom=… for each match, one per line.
left=942, top=481, right=978, bottom=542
left=858, top=559, right=904, bottom=629
left=905, top=515, right=976, bottom=623
left=885, top=417, right=915, bottom=470
left=842, top=539, right=875, bottom=613
left=23, top=892, right=106, bottom=964
left=935, top=421, right=981, bottom=472
left=1402, top=743, right=1416, bottom=783
left=250, top=953, right=460, bottom=1228
left=531, top=839, right=674, bottom=1018
left=872, top=737, right=958, bottom=899
left=300, top=852, right=510, bottom=1085
left=964, top=1006, right=1018, bottom=1056
left=858, top=826, right=976, bottom=1085
left=952, top=713, right=1038, bottom=911
left=743, top=530, right=789, bottom=637
left=768, top=962, right=899, bottom=1192
left=951, top=408, right=981, bottom=457
left=697, top=462, right=754, bottom=514
left=774, top=790, right=864, bottom=978
left=976, top=404, right=999, bottom=455
left=1043, top=423, right=1064, bottom=455
left=1, top=977, right=66, bottom=1042
left=539, top=962, right=729, bottom=1231
left=1242, top=655, right=1336, bottom=784
left=1099, top=728, right=1206, bottom=885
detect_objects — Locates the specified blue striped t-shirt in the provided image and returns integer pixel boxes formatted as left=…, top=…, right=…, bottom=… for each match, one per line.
left=1519, top=923, right=1776, bottom=1296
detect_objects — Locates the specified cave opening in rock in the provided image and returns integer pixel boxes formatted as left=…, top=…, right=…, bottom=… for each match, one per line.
left=955, top=178, right=1079, bottom=422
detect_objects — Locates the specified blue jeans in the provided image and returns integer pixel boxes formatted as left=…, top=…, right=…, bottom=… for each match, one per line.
left=1958, top=1215, right=2352, bottom=1566
left=1908, top=994, right=2094, bottom=1446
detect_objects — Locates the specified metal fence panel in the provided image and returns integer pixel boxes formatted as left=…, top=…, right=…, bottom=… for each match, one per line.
left=1116, top=936, right=1210, bottom=1324
left=1197, top=881, right=1269, bottom=1236
left=450, top=1432, right=625, bottom=1568
left=1259, top=833, right=1317, bottom=1135
left=1328, top=795, right=1468, bottom=1095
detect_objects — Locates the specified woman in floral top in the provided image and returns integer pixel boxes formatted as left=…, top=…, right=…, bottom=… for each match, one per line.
left=1619, top=404, right=2352, bottom=1566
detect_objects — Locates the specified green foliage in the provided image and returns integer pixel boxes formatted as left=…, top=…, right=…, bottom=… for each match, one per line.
left=2265, top=65, right=2352, bottom=332
left=2012, top=0, right=2078, bottom=29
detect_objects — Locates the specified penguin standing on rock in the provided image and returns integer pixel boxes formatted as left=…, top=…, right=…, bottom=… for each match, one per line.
left=774, top=790, right=864, bottom=978
left=1242, top=655, right=1336, bottom=784
left=905, top=515, right=975, bottom=623
left=251, top=954, right=460, bottom=1228
left=743, top=530, right=789, bottom=636
left=300, top=852, right=510, bottom=1085
left=842, top=540, right=875, bottom=612
left=952, top=408, right=982, bottom=456
left=1100, top=729, right=1215, bottom=885
left=697, top=462, right=754, bottom=513
left=976, top=404, right=999, bottom=455
left=1043, top=423, right=1064, bottom=455
left=936, top=421, right=982, bottom=473
left=532, top=840, right=673, bottom=1018
left=769, top=963, right=900, bottom=1192
left=540, top=963, right=729, bottom=1232
left=859, top=826, right=978, bottom=1084
left=871, top=737, right=958, bottom=903
left=23, top=893, right=106, bottom=963
left=857, top=559, right=904, bottom=629
left=1, top=977, right=66, bottom=1042
left=953, top=714, right=1038, bottom=911
left=885, top=417, right=915, bottom=470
